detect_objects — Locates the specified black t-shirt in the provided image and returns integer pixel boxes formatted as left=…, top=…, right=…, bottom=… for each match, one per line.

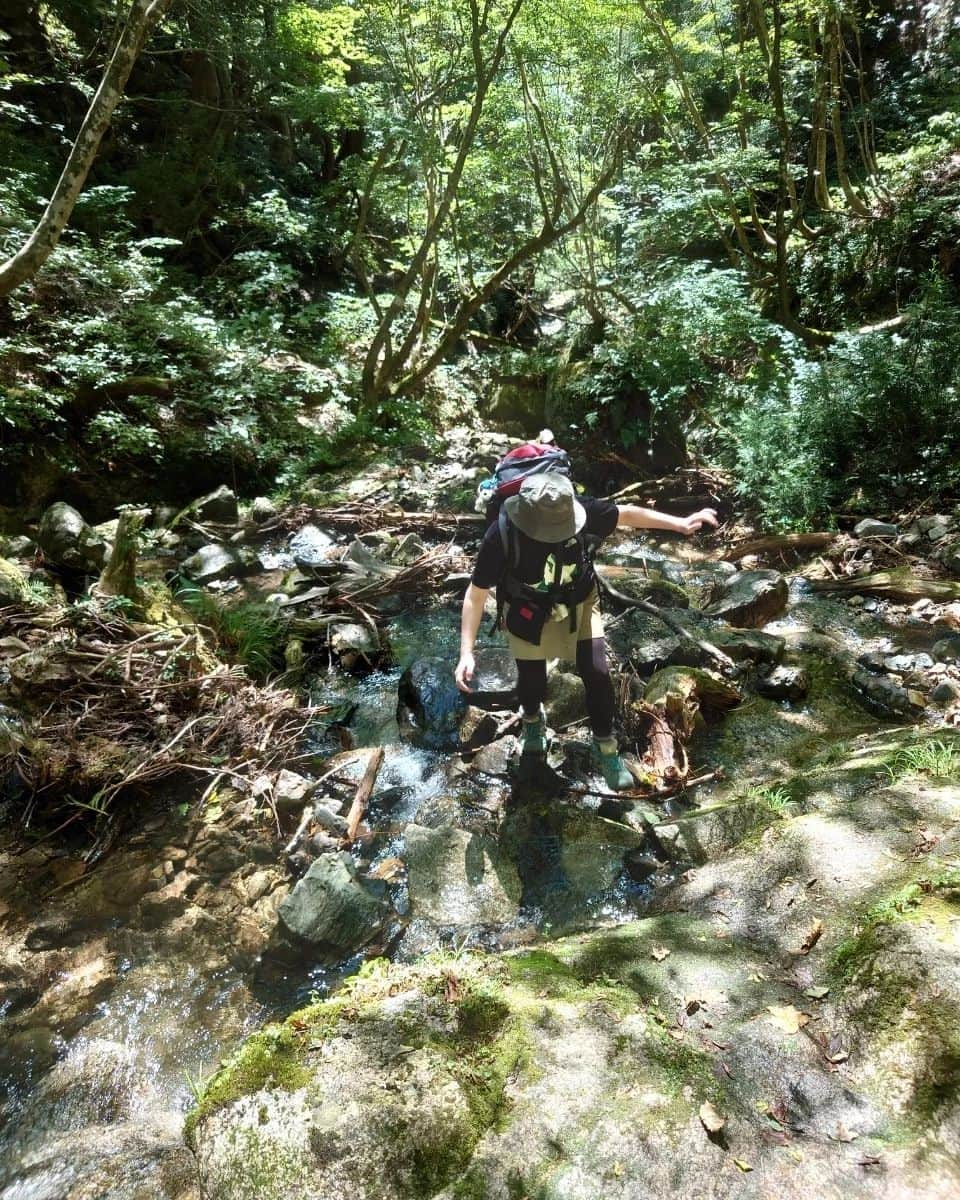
left=471, top=497, right=619, bottom=594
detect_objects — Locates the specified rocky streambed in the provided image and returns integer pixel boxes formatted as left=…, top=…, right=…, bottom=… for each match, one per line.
left=2, top=440, right=960, bottom=1198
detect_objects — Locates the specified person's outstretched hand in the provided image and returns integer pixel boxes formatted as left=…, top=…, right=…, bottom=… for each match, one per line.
left=454, top=651, right=475, bottom=693
left=683, top=507, right=719, bottom=535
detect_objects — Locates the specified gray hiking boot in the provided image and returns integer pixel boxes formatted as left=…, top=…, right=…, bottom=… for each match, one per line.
left=592, top=739, right=634, bottom=791
left=520, top=709, right=548, bottom=759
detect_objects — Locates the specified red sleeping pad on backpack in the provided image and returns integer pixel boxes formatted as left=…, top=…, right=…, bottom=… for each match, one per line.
left=492, top=442, right=572, bottom=500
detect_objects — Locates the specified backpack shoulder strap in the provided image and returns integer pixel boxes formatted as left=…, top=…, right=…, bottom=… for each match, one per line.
left=498, top=507, right=521, bottom=570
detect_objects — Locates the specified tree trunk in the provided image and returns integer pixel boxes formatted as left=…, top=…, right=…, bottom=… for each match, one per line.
left=96, top=508, right=145, bottom=603
left=0, top=0, right=173, bottom=299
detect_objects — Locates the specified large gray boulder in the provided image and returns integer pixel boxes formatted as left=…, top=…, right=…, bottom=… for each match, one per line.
left=277, top=853, right=386, bottom=953
left=703, top=568, right=789, bottom=628
left=196, top=485, right=239, bottom=524
left=182, top=543, right=260, bottom=583
left=397, top=657, right=467, bottom=748
left=38, top=502, right=109, bottom=571
left=403, top=823, right=521, bottom=927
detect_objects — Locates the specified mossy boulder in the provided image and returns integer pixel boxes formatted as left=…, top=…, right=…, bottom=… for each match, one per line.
left=0, top=558, right=30, bottom=604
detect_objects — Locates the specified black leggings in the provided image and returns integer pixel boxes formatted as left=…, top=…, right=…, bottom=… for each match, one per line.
left=516, top=638, right=615, bottom=739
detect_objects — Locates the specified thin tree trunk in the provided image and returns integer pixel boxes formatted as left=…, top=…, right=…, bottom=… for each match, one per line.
left=0, top=0, right=173, bottom=299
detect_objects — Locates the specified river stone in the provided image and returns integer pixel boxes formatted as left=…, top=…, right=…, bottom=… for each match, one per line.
left=38, top=502, right=109, bottom=571
left=251, top=496, right=277, bottom=523
left=397, top=657, right=467, bottom=748
left=853, top=518, right=898, bottom=537
left=932, top=635, right=960, bottom=663
left=181, top=543, right=259, bottom=583
left=545, top=670, right=587, bottom=727
left=703, top=568, right=789, bottom=628
left=0, top=557, right=29, bottom=603
left=403, top=823, right=521, bottom=927
left=330, top=620, right=380, bottom=663
left=851, top=668, right=925, bottom=717
left=930, top=679, right=960, bottom=704
left=756, top=664, right=810, bottom=701
left=277, top=852, right=386, bottom=953
left=470, top=647, right=518, bottom=708
left=273, top=769, right=314, bottom=813
left=196, top=485, right=239, bottom=524
left=289, top=523, right=335, bottom=566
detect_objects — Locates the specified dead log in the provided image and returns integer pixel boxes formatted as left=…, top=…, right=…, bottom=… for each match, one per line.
left=95, top=507, right=144, bottom=602
left=809, top=572, right=960, bottom=603
left=344, top=746, right=384, bottom=842
left=724, top=532, right=838, bottom=562
left=638, top=667, right=741, bottom=786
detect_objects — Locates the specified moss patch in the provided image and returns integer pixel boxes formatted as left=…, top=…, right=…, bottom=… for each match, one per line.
left=184, top=1023, right=310, bottom=1145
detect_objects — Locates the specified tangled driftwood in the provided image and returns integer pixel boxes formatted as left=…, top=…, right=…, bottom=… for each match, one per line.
left=0, top=599, right=324, bottom=845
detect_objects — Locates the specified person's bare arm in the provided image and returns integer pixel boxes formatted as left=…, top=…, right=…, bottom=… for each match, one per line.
left=616, top=504, right=719, bottom=536
left=455, top=583, right=490, bottom=692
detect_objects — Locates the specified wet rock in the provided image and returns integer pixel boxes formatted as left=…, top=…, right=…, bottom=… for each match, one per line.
left=470, top=647, right=518, bottom=708
left=139, top=872, right=199, bottom=927
left=459, top=706, right=500, bottom=753
left=38, top=502, right=109, bottom=571
left=28, top=945, right=118, bottom=1037
left=852, top=668, right=925, bottom=717
left=277, top=852, right=386, bottom=953
left=251, top=496, right=277, bottom=524
left=703, top=569, right=788, bottom=628
left=196, top=485, right=239, bottom=524
left=397, top=657, right=467, bottom=748
left=289, top=523, right=336, bottom=566
left=0, top=558, right=30, bottom=603
left=330, top=620, right=380, bottom=665
left=757, top=664, right=810, bottom=701
left=469, top=736, right=516, bottom=778
left=545, top=670, right=587, bottom=727
left=181, top=543, right=260, bottom=584
left=403, top=823, right=521, bottom=926
left=713, top=627, right=785, bottom=666
left=854, top=518, right=898, bottom=537
left=7, top=1119, right=197, bottom=1200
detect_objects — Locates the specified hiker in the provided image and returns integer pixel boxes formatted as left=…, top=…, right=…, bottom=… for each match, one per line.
left=454, top=472, right=718, bottom=790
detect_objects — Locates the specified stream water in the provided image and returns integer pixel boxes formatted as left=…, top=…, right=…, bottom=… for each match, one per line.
left=0, top=563, right=952, bottom=1199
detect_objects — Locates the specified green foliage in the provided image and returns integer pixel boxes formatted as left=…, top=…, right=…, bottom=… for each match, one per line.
left=176, top=587, right=289, bottom=681
left=882, top=739, right=960, bottom=783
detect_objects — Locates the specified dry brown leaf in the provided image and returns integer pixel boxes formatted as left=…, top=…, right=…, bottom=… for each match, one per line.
left=804, top=985, right=830, bottom=1000
left=368, top=856, right=405, bottom=881
left=796, top=918, right=824, bottom=955
left=766, top=1004, right=810, bottom=1034
left=651, top=944, right=671, bottom=961
left=699, top=1100, right=726, bottom=1133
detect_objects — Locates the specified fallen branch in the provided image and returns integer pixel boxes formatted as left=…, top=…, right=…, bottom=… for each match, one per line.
left=344, top=746, right=384, bottom=842
left=724, top=532, right=838, bottom=562
left=809, top=572, right=960, bottom=603
left=596, top=571, right=735, bottom=673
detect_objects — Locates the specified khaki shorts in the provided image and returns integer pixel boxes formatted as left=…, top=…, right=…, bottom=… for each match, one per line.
left=506, top=588, right=604, bottom=661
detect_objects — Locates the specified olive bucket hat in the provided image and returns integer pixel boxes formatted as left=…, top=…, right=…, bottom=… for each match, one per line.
left=503, top=472, right=586, bottom=542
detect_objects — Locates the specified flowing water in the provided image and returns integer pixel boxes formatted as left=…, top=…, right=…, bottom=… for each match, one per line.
left=0, top=566, right=952, bottom=1197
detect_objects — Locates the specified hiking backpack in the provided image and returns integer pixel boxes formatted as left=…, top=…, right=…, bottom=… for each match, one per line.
left=475, top=434, right=573, bottom=523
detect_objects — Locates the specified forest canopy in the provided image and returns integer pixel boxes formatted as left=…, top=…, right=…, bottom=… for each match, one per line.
left=1, top=0, right=959, bottom=529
